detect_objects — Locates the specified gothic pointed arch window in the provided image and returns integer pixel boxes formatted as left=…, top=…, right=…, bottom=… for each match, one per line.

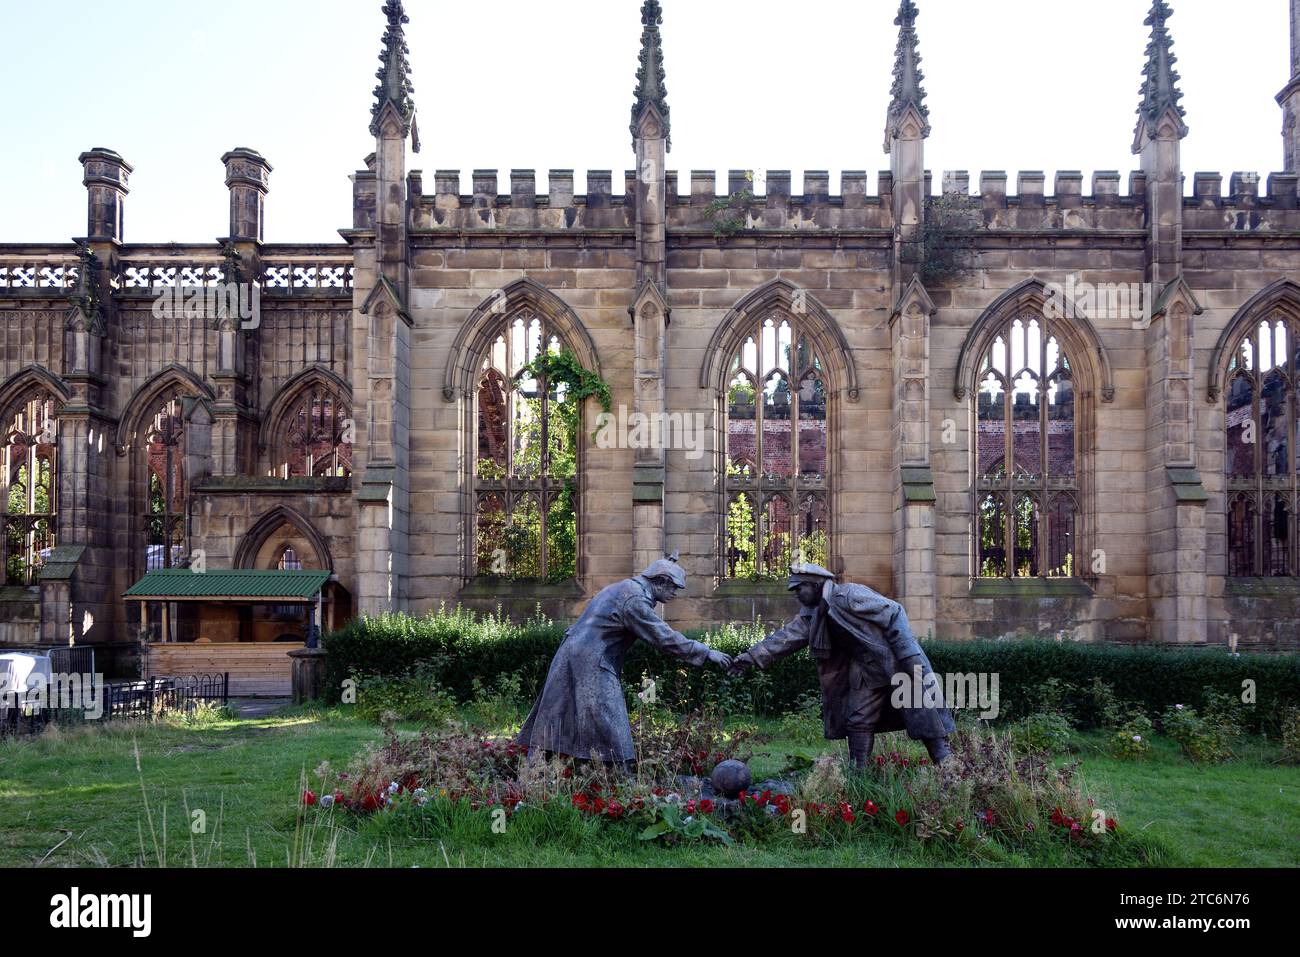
left=143, top=394, right=189, bottom=570
left=472, top=310, right=580, bottom=583
left=3, top=392, right=58, bottom=585
left=974, top=312, right=1079, bottom=579
left=1224, top=315, right=1298, bottom=577
left=270, top=381, right=353, bottom=479
left=723, top=310, right=830, bottom=579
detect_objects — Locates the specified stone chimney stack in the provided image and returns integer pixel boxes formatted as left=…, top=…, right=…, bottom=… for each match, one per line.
left=78, top=148, right=132, bottom=243
left=221, top=148, right=272, bottom=242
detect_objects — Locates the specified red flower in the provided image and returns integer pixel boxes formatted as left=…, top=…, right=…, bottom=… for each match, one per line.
left=862, top=800, right=879, bottom=817
left=361, top=792, right=382, bottom=812
left=738, top=790, right=748, bottom=803
left=686, top=800, right=698, bottom=815
left=955, top=819, right=965, bottom=832
left=561, top=766, right=574, bottom=779
left=700, top=799, right=716, bottom=814
left=606, top=801, right=625, bottom=820
left=1106, top=818, right=1118, bottom=832
left=302, top=790, right=317, bottom=807
left=895, top=809, right=910, bottom=827
left=571, top=794, right=589, bottom=809
left=593, top=798, right=606, bottom=813
left=874, top=755, right=886, bottom=767
left=982, top=809, right=996, bottom=826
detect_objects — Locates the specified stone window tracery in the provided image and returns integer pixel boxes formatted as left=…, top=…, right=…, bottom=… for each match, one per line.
left=722, top=310, right=830, bottom=580
left=974, top=312, right=1079, bottom=579
left=271, top=383, right=352, bottom=479
left=472, top=310, right=579, bottom=583
left=3, top=393, right=57, bottom=586
left=1225, top=315, right=1299, bottom=577
left=144, top=395, right=189, bottom=570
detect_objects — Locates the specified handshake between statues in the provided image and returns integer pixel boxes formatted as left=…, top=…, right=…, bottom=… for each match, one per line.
left=513, top=552, right=950, bottom=769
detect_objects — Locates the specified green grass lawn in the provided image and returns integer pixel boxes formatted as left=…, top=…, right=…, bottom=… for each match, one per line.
left=1, top=706, right=1296, bottom=868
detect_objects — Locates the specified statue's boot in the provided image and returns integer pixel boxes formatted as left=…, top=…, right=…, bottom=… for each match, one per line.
left=847, top=731, right=875, bottom=770
left=923, top=737, right=953, bottom=765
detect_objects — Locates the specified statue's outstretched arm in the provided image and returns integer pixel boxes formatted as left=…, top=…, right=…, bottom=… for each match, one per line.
left=623, top=595, right=723, bottom=669
left=734, top=614, right=812, bottom=671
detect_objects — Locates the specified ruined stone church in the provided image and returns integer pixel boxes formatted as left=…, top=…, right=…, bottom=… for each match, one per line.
left=2, top=0, right=1298, bottom=684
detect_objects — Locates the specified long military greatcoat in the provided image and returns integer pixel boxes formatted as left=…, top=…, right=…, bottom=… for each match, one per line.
left=517, top=576, right=712, bottom=762
left=743, top=583, right=955, bottom=741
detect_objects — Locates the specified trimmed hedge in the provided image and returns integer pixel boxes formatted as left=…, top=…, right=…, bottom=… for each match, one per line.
left=323, top=611, right=1300, bottom=737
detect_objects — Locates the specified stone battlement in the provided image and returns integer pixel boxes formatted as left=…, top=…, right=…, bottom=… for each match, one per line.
left=399, top=168, right=1300, bottom=233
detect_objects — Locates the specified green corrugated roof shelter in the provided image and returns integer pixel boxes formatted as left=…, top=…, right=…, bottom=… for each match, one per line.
left=124, top=569, right=331, bottom=603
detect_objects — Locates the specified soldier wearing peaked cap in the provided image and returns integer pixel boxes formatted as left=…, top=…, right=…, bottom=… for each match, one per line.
left=517, top=552, right=731, bottom=764
left=731, top=563, right=955, bottom=766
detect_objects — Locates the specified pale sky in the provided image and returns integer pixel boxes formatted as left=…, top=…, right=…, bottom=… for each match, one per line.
left=0, top=0, right=1290, bottom=244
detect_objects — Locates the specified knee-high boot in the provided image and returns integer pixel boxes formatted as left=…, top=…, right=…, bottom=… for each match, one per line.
left=848, top=731, right=875, bottom=769
left=923, top=736, right=953, bottom=765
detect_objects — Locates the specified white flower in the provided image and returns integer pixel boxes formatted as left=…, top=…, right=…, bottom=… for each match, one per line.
left=1132, top=735, right=1142, bottom=742
left=320, top=794, right=335, bottom=809
left=387, top=782, right=400, bottom=795
left=413, top=788, right=428, bottom=800
left=1175, top=704, right=1184, bottom=710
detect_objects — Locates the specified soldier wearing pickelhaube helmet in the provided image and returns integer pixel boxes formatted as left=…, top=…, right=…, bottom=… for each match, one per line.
left=730, top=563, right=955, bottom=766
left=517, top=552, right=732, bottom=764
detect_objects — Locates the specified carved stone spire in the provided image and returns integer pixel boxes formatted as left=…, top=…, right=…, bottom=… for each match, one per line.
left=884, top=0, right=930, bottom=151
left=1134, top=0, right=1188, bottom=146
left=1280, top=0, right=1300, bottom=170
left=630, top=0, right=671, bottom=150
left=370, top=0, right=418, bottom=147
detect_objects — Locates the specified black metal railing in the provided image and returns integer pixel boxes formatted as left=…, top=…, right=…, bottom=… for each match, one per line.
left=1, top=672, right=228, bottom=736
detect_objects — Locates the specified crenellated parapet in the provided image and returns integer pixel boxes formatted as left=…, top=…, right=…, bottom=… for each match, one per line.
left=400, top=166, right=1300, bottom=236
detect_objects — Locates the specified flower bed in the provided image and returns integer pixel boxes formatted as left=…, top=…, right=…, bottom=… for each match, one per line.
left=305, top=711, right=1157, bottom=864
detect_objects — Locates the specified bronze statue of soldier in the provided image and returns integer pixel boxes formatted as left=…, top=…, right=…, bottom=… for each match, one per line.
left=731, top=563, right=955, bottom=767
left=517, top=553, right=732, bottom=764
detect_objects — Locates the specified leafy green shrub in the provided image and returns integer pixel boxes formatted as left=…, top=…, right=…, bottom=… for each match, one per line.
left=1108, top=712, right=1153, bottom=759
left=323, top=610, right=1300, bottom=738
left=467, top=672, right=526, bottom=729
left=1011, top=711, right=1074, bottom=755
left=776, top=692, right=824, bottom=745
left=1086, top=678, right=1152, bottom=759
left=1280, top=708, right=1300, bottom=763
left=353, top=667, right=457, bottom=725
left=164, top=700, right=236, bottom=728
left=1028, top=678, right=1082, bottom=724
left=1162, top=691, right=1242, bottom=763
